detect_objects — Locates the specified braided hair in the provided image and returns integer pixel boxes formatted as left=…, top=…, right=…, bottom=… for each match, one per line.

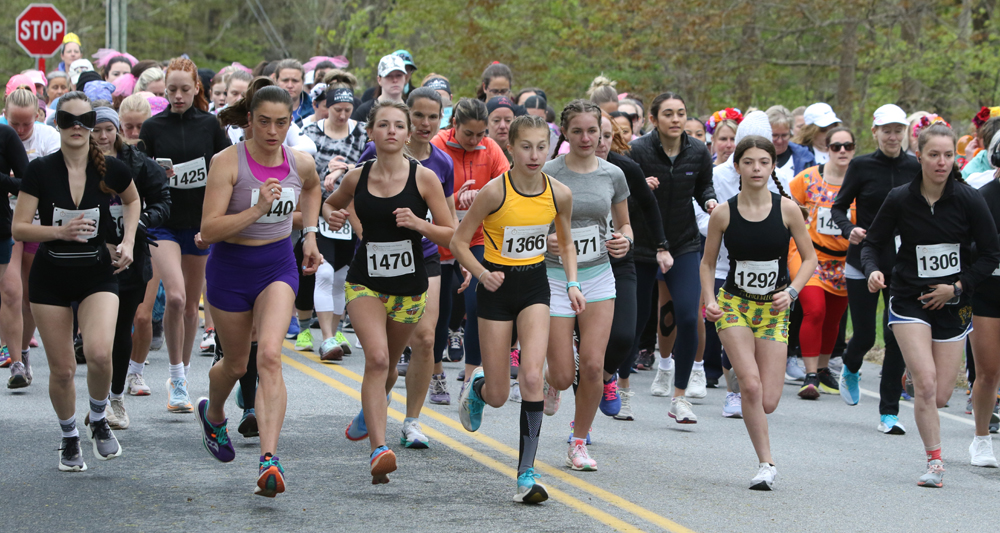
left=57, top=91, right=113, bottom=193
left=551, top=99, right=602, bottom=159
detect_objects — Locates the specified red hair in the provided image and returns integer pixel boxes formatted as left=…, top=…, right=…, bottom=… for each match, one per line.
left=165, top=57, right=208, bottom=112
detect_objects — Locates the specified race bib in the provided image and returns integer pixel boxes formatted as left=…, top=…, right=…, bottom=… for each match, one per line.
left=571, top=225, right=601, bottom=263
left=815, top=207, right=841, bottom=236
left=9, top=195, right=41, bottom=225
left=501, top=224, right=548, bottom=260
left=169, top=158, right=208, bottom=189
left=734, top=260, right=779, bottom=295
left=53, top=207, right=100, bottom=239
left=319, top=215, right=352, bottom=240
left=366, top=240, right=415, bottom=277
left=250, top=187, right=297, bottom=224
left=916, top=243, right=959, bottom=278
left=110, top=205, right=124, bottom=239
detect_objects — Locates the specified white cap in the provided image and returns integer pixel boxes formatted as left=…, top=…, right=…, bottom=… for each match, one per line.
left=377, top=55, right=407, bottom=77
left=69, top=59, right=95, bottom=85
left=872, top=104, right=908, bottom=127
left=304, top=70, right=315, bottom=86
left=735, top=111, right=772, bottom=144
left=803, top=102, right=840, bottom=128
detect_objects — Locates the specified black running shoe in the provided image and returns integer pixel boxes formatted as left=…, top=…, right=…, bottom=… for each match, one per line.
left=396, top=346, right=411, bottom=376
left=798, top=373, right=820, bottom=400
left=817, top=368, right=840, bottom=395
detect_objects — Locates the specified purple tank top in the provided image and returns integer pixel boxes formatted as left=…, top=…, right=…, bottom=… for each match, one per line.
left=228, top=141, right=302, bottom=240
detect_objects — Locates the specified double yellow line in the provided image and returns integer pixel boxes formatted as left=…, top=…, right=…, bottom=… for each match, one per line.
left=280, top=340, right=697, bottom=533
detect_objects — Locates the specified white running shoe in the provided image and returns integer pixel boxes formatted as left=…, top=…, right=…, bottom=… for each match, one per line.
left=614, top=387, right=635, bottom=421
left=750, top=463, right=777, bottom=490
left=668, top=396, right=697, bottom=424
left=199, top=328, right=216, bottom=355
left=543, top=380, right=561, bottom=416
left=723, top=392, right=743, bottom=418
left=784, top=357, right=806, bottom=383
left=970, top=436, right=999, bottom=468
left=687, top=368, right=708, bottom=399
left=126, top=372, right=150, bottom=396
left=650, top=359, right=674, bottom=397
left=566, top=439, right=597, bottom=471
left=107, top=397, right=129, bottom=430
left=400, top=419, right=429, bottom=449
left=508, top=380, right=522, bottom=403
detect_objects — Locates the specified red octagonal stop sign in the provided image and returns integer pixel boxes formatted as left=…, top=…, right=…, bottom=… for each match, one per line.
left=16, top=3, right=67, bottom=57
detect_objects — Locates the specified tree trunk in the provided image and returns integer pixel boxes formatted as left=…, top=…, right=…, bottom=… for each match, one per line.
left=836, top=18, right=858, bottom=127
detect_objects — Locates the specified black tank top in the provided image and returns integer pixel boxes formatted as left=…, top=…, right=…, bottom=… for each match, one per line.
left=346, top=159, right=428, bottom=295
left=722, top=192, right=790, bottom=302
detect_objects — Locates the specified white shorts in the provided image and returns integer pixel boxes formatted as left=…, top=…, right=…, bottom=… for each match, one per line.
left=546, top=263, right=616, bottom=318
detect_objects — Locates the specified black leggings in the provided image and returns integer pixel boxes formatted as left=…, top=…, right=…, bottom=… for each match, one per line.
left=111, top=281, right=148, bottom=396
left=294, top=238, right=315, bottom=313
left=844, top=278, right=903, bottom=416
left=619, top=261, right=659, bottom=379
left=604, top=260, right=637, bottom=376
left=434, top=263, right=459, bottom=365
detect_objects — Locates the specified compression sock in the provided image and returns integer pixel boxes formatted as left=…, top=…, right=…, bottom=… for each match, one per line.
left=89, top=396, right=108, bottom=423
left=518, top=401, right=544, bottom=476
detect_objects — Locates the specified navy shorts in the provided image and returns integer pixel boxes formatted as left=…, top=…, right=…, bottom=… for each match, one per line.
left=147, top=227, right=209, bottom=256
left=0, top=237, right=13, bottom=265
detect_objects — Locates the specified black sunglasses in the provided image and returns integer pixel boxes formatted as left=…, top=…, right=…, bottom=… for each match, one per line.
left=829, top=142, right=855, bottom=152
left=56, top=110, right=96, bottom=131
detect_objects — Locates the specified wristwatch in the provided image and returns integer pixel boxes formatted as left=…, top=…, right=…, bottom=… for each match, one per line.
left=784, top=286, right=799, bottom=301
left=656, top=240, right=670, bottom=252
left=624, top=235, right=634, bottom=250
left=953, top=282, right=963, bottom=297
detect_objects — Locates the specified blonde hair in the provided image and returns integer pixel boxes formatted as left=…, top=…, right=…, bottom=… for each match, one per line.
left=135, top=67, right=164, bottom=92
left=586, top=75, right=618, bottom=105
left=118, top=93, right=151, bottom=118
left=792, top=123, right=822, bottom=147
left=4, top=88, right=37, bottom=112
left=322, top=69, right=357, bottom=90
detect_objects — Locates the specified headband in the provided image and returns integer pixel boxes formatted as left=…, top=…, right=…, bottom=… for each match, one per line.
left=424, top=77, right=451, bottom=95
left=973, top=106, right=1000, bottom=129
left=705, top=108, right=743, bottom=135
left=95, top=106, right=120, bottom=130
left=328, top=88, right=354, bottom=105
left=913, top=114, right=950, bottom=137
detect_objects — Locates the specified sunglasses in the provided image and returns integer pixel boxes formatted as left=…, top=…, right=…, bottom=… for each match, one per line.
left=829, top=142, right=855, bottom=152
left=56, top=110, right=96, bottom=131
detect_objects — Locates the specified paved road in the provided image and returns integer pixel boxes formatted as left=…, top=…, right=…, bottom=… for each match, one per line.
left=1, top=326, right=996, bottom=533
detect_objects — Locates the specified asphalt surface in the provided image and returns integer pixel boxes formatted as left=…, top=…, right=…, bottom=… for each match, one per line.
left=1, top=325, right=997, bottom=533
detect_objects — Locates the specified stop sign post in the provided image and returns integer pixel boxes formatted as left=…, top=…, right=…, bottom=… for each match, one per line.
left=15, top=4, right=67, bottom=72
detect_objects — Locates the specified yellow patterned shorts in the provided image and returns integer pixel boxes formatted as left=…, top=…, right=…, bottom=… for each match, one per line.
left=345, top=283, right=426, bottom=324
left=715, top=289, right=789, bottom=344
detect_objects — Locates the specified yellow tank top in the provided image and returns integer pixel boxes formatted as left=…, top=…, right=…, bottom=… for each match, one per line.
left=483, top=172, right=559, bottom=266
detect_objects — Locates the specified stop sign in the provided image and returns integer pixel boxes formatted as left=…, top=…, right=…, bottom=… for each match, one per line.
left=15, top=4, right=67, bottom=57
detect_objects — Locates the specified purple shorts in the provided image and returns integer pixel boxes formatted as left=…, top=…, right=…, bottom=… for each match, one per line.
left=206, top=238, right=299, bottom=313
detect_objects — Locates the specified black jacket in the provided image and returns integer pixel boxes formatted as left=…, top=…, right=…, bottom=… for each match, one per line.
left=831, top=149, right=919, bottom=272
left=861, top=173, right=1000, bottom=299
left=973, top=178, right=1000, bottom=301
left=138, top=105, right=230, bottom=229
left=112, top=143, right=171, bottom=288
left=607, top=151, right=666, bottom=264
left=0, top=125, right=28, bottom=240
left=628, top=131, right=714, bottom=258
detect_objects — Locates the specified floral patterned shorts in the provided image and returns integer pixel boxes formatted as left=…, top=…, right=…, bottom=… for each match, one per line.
left=715, top=289, right=789, bottom=344
left=345, top=283, right=426, bottom=324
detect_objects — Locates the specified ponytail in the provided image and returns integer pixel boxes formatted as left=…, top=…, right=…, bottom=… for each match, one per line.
left=551, top=131, right=566, bottom=160
left=218, top=76, right=274, bottom=129
left=87, top=128, right=114, bottom=194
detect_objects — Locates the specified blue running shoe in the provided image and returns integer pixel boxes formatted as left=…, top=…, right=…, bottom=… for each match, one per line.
left=370, top=445, right=396, bottom=484
left=459, top=368, right=485, bottom=432
left=599, top=374, right=621, bottom=416
left=566, top=420, right=593, bottom=444
left=878, top=414, right=906, bottom=435
left=839, top=368, right=860, bottom=406
left=196, top=398, right=235, bottom=462
left=345, top=409, right=368, bottom=441
left=254, top=455, right=285, bottom=497
left=235, top=382, right=244, bottom=409
left=285, top=316, right=299, bottom=340
left=0, top=345, right=10, bottom=368
left=514, top=467, right=548, bottom=503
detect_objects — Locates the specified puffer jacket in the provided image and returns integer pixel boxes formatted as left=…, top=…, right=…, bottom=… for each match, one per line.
left=112, top=143, right=171, bottom=289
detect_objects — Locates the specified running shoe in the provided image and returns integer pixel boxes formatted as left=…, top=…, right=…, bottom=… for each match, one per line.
left=650, top=360, right=674, bottom=397
left=566, top=420, right=592, bottom=444
left=509, top=380, right=522, bottom=403
left=669, top=396, right=698, bottom=424
left=428, top=373, right=450, bottom=405
left=166, top=377, right=193, bottom=413
left=839, top=367, right=860, bottom=406
left=878, top=414, right=906, bottom=435
left=396, top=346, right=411, bottom=376
left=28, top=336, right=38, bottom=348
left=459, top=369, right=486, bottom=432
left=333, top=330, right=352, bottom=355
left=74, top=335, right=85, bottom=364
left=8, top=361, right=28, bottom=389
left=149, top=320, right=164, bottom=351
left=599, top=374, right=621, bottom=416
left=319, top=337, right=344, bottom=362
left=917, top=459, right=945, bottom=488
left=295, top=329, right=314, bottom=352
left=255, top=455, right=286, bottom=497
left=510, top=348, right=520, bottom=379
left=126, top=372, right=150, bottom=396
left=0, top=345, right=9, bottom=367
left=828, top=356, right=844, bottom=376
left=457, top=368, right=466, bottom=381
left=342, top=315, right=354, bottom=333
left=239, top=408, right=259, bottom=438
left=991, top=401, right=1000, bottom=434
left=723, top=392, right=743, bottom=419
left=285, top=316, right=299, bottom=340
left=87, top=417, right=122, bottom=460
left=687, top=368, right=708, bottom=399
left=236, top=382, right=244, bottom=409
left=199, top=327, right=216, bottom=355
left=196, top=398, right=235, bottom=462
left=542, top=380, right=561, bottom=416
left=107, top=397, right=129, bottom=430
left=750, top=463, right=777, bottom=491
left=401, top=419, right=429, bottom=449
left=58, top=436, right=87, bottom=472
left=370, top=445, right=397, bottom=484
left=817, top=368, right=839, bottom=394
left=445, top=327, right=464, bottom=362
left=345, top=409, right=369, bottom=441
left=798, top=373, right=820, bottom=400
left=22, top=351, right=31, bottom=384
left=514, top=467, right=548, bottom=503
left=965, top=394, right=973, bottom=415
left=566, top=439, right=597, bottom=471
left=970, top=437, right=999, bottom=467
left=614, top=387, right=635, bottom=421
left=903, top=370, right=915, bottom=401
left=635, top=348, right=655, bottom=371
left=784, top=357, right=806, bottom=383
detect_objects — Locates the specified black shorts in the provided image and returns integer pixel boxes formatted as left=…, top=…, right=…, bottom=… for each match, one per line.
left=29, top=249, right=118, bottom=307
left=476, top=260, right=550, bottom=322
left=973, top=293, right=1000, bottom=319
left=424, top=252, right=441, bottom=278
left=888, top=294, right=973, bottom=342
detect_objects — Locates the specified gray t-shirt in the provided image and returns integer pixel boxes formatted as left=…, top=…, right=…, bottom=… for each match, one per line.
left=542, top=156, right=630, bottom=269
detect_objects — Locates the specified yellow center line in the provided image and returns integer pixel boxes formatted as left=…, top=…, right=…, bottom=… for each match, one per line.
left=281, top=340, right=697, bottom=533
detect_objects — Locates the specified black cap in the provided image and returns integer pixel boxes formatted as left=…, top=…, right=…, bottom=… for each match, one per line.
left=523, top=95, right=547, bottom=110
left=487, top=96, right=515, bottom=116
left=75, top=71, right=103, bottom=93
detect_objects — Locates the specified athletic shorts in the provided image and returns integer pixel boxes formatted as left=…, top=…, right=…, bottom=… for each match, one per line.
left=22, top=241, right=39, bottom=255
left=206, top=238, right=299, bottom=313
left=29, top=248, right=118, bottom=307
left=345, top=283, right=426, bottom=324
left=547, top=263, right=615, bottom=318
left=973, top=293, right=1000, bottom=319
left=424, top=252, right=441, bottom=278
left=477, top=260, right=550, bottom=322
left=888, top=294, right=973, bottom=343
left=0, top=237, right=13, bottom=265
left=715, top=288, right=790, bottom=343
left=148, top=226, right=209, bottom=256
